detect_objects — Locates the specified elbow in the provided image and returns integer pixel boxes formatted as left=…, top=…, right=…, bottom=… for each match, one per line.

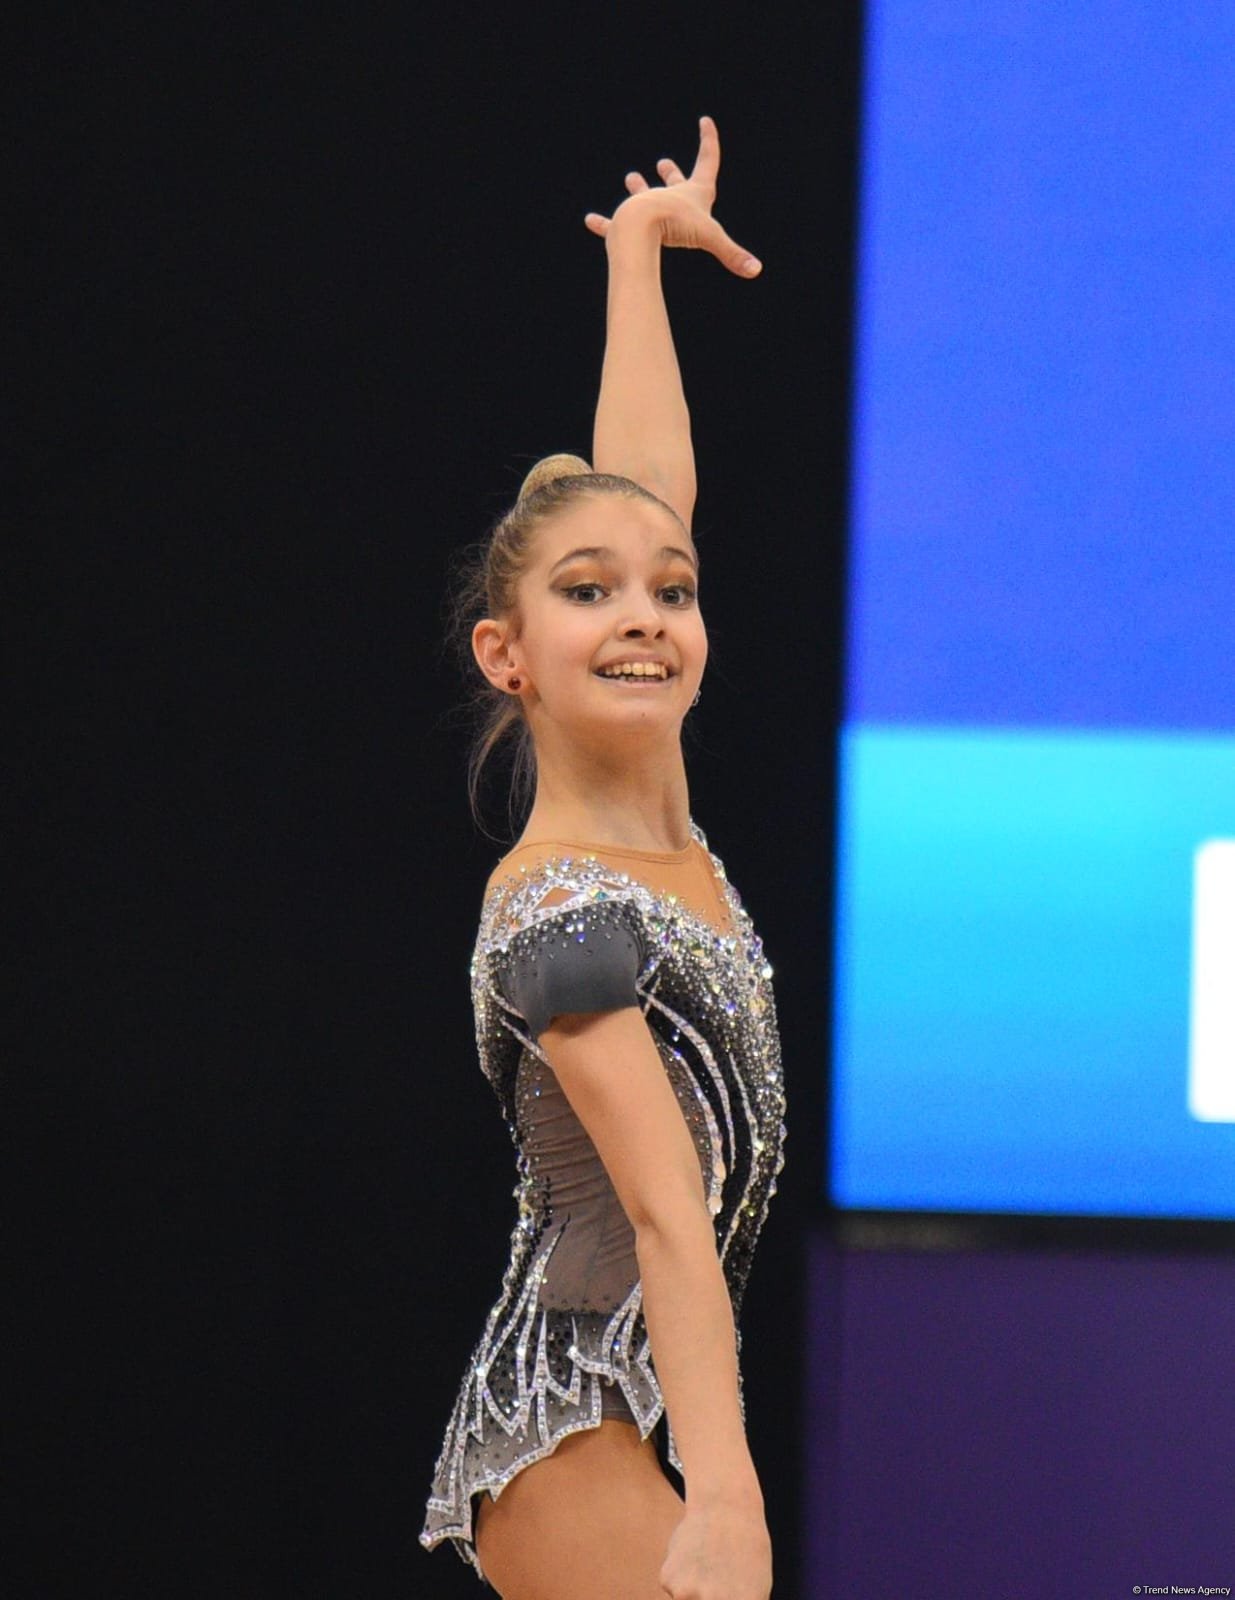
left=630, top=1177, right=715, bottom=1254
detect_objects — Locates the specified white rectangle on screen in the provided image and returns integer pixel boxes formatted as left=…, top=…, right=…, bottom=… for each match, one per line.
left=1189, top=840, right=1235, bottom=1123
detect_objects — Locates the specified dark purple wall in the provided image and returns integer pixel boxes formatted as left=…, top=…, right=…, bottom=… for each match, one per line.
left=805, top=1236, right=1234, bottom=1599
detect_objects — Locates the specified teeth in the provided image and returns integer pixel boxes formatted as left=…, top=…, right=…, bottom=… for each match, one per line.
left=599, top=662, right=669, bottom=679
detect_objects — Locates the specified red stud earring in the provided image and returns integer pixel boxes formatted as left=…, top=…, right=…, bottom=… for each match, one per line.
left=508, top=676, right=521, bottom=692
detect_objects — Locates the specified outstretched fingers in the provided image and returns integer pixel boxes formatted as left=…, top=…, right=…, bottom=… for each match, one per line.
left=689, top=113, right=721, bottom=188
left=582, top=115, right=761, bottom=277
left=712, top=222, right=762, bottom=278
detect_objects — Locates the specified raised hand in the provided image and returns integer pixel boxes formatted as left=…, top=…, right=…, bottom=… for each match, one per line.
left=585, top=115, right=762, bottom=279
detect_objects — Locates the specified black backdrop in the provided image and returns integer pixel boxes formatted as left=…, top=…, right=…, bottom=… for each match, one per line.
left=15, top=5, right=860, bottom=1595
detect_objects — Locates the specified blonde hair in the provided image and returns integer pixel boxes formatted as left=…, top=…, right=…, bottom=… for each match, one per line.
left=445, top=454, right=687, bottom=837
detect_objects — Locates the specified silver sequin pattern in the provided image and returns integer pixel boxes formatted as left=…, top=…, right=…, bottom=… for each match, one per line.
left=420, top=821, right=787, bottom=1578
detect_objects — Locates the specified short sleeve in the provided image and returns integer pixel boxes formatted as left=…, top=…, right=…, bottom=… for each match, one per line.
left=494, top=896, right=645, bottom=1040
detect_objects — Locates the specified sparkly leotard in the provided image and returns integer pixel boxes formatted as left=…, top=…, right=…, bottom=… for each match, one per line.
left=420, top=820, right=786, bottom=1580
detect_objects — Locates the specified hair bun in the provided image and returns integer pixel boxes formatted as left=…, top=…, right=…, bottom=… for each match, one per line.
left=517, top=453, right=593, bottom=502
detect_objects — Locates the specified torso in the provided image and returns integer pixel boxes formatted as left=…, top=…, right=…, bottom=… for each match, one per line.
left=421, top=822, right=783, bottom=1577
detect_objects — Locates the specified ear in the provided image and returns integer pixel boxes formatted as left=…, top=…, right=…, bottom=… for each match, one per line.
left=472, top=617, right=522, bottom=693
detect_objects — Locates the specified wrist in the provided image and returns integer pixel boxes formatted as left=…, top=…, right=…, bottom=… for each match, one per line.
left=604, top=194, right=671, bottom=255
left=685, top=1462, right=765, bottom=1515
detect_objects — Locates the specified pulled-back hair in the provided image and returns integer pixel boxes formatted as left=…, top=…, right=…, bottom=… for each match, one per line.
left=444, top=454, right=687, bottom=838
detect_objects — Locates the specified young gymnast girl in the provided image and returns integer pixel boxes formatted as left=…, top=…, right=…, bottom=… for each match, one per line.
left=421, top=116, right=786, bottom=1600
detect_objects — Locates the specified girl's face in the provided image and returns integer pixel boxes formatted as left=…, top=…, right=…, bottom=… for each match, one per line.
left=507, top=493, right=706, bottom=741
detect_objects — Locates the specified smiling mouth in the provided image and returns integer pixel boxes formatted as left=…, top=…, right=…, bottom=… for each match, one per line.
left=594, top=665, right=674, bottom=683
left=593, top=674, right=674, bottom=687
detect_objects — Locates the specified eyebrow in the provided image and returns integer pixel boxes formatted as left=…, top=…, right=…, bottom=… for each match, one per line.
left=547, top=544, right=699, bottom=578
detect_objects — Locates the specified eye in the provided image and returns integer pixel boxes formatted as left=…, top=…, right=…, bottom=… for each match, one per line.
left=660, top=584, right=697, bottom=606
left=562, top=582, right=607, bottom=603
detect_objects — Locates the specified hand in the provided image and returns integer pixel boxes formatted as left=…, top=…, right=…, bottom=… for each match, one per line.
left=658, top=1501, right=773, bottom=1600
left=585, top=115, right=762, bottom=280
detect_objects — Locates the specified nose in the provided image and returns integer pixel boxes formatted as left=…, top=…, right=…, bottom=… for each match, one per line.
left=618, top=586, right=664, bottom=637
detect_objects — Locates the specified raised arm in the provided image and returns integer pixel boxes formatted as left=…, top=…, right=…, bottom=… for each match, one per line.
left=539, top=1004, right=773, bottom=1600
left=585, top=116, right=761, bottom=533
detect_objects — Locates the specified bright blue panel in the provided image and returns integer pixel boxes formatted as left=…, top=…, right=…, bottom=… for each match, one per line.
left=831, top=727, right=1235, bottom=1216
left=847, top=0, right=1235, bottom=730
left=834, top=1, right=1235, bottom=1218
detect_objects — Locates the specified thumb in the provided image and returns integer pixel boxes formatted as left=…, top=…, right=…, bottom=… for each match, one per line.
left=709, top=222, right=762, bottom=279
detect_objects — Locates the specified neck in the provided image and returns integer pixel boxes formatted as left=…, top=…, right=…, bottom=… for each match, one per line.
left=519, top=721, right=692, bottom=853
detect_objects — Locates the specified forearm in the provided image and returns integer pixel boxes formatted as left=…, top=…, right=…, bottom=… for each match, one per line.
left=593, top=210, right=696, bottom=526
left=635, top=1203, right=762, bottom=1510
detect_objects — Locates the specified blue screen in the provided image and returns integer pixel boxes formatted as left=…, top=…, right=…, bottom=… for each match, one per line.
left=831, top=1, right=1235, bottom=1218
